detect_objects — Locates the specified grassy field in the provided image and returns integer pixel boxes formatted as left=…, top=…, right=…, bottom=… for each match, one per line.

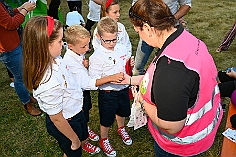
left=0, top=0, right=236, bottom=156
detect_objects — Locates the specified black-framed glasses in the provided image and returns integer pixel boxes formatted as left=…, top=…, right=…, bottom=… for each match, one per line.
left=100, top=36, right=119, bottom=44
left=129, top=6, right=149, bottom=24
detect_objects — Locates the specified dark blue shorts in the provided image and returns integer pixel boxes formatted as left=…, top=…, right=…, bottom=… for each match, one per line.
left=46, top=111, right=88, bottom=157
left=98, top=87, right=131, bottom=127
left=83, top=90, right=92, bottom=123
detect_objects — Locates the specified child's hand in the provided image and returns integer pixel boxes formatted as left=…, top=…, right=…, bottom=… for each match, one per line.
left=110, top=72, right=124, bottom=83
left=226, top=68, right=236, bottom=79
left=113, top=73, right=130, bottom=84
left=71, top=138, right=81, bottom=150
left=130, top=56, right=135, bottom=67
left=82, top=58, right=89, bottom=68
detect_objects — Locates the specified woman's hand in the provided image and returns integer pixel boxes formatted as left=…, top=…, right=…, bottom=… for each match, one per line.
left=20, top=1, right=36, bottom=12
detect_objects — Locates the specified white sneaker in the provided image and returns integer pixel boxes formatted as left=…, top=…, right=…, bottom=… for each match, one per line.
left=10, top=82, right=14, bottom=88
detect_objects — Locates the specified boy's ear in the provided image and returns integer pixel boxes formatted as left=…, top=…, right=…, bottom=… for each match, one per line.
left=95, top=32, right=101, bottom=40
left=67, top=43, right=73, bottom=50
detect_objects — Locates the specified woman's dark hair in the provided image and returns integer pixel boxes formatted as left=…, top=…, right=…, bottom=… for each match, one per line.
left=129, top=0, right=176, bottom=31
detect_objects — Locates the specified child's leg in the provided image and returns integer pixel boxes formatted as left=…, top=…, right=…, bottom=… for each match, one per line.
left=83, top=90, right=99, bottom=141
left=116, top=115, right=125, bottom=128
left=116, top=88, right=132, bottom=145
left=100, top=125, right=110, bottom=139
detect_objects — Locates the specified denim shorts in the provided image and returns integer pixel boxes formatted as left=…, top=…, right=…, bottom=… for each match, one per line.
left=98, top=87, right=131, bottom=127
left=46, top=111, right=88, bottom=157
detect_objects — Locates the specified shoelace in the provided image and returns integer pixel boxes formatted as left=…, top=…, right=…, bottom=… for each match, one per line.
left=89, top=129, right=97, bottom=138
left=85, top=142, right=96, bottom=151
left=103, top=139, right=113, bottom=153
left=119, top=128, right=130, bottom=140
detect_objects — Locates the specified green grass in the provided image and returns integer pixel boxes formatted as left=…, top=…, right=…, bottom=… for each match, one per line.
left=0, top=0, right=235, bottom=156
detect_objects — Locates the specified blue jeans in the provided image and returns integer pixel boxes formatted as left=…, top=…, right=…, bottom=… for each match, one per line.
left=133, top=38, right=154, bottom=75
left=0, top=43, right=30, bottom=104
left=154, top=140, right=197, bottom=157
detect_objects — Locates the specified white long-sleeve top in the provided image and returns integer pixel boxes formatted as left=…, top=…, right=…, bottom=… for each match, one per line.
left=89, top=43, right=129, bottom=91
left=33, top=57, right=83, bottom=119
left=63, top=49, right=97, bottom=91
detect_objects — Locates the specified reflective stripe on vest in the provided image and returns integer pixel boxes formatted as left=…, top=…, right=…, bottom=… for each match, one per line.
left=185, top=85, right=220, bottom=126
left=152, top=106, right=221, bottom=144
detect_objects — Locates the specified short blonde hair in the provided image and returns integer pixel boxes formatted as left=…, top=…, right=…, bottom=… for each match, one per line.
left=97, top=16, right=118, bottom=36
left=64, top=25, right=90, bottom=45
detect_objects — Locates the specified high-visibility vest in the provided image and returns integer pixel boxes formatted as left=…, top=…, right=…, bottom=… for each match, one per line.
left=140, top=29, right=223, bottom=156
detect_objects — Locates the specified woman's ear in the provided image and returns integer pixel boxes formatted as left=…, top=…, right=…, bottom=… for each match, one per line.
left=143, top=23, right=154, bottom=36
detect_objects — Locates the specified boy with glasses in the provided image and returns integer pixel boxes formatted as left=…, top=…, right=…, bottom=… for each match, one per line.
left=89, top=17, right=134, bottom=157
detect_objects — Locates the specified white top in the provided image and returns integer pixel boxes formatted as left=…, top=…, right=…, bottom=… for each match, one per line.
left=132, top=0, right=192, bottom=14
left=89, top=43, right=129, bottom=91
left=92, top=22, right=132, bottom=57
left=33, top=57, right=83, bottom=119
left=66, top=11, right=85, bottom=26
left=63, top=49, right=97, bottom=90
left=164, top=0, right=191, bottom=14
left=87, top=0, right=101, bottom=22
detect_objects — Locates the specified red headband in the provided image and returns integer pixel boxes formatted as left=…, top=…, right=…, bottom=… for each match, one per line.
left=105, top=0, right=113, bottom=8
left=46, top=16, right=54, bottom=37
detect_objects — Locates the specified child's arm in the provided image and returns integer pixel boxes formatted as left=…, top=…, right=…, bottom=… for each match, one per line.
left=95, top=72, right=124, bottom=86
left=49, top=111, right=81, bottom=150
left=93, top=0, right=102, bottom=5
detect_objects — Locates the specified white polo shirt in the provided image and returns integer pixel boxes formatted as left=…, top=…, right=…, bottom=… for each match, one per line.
left=89, top=43, right=129, bottom=91
left=87, top=0, right=101, bottom=22
left=63, top=49, right=97, bottom=90
left=33, top=57, right=83, bottom=119
left=92, top=22, right=132, bottom=57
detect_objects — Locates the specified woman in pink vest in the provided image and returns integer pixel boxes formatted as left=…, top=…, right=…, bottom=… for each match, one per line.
left=125, top=0, right=223, bottom=156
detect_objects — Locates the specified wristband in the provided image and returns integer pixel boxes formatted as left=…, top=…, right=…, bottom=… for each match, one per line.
left=22, top=8, right=29, bottom=13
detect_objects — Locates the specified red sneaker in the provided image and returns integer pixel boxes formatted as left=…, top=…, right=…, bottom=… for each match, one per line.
left=117, top=126, right=132, bottom=145
left=88, top=126, right=99, bottom=141
left=82, top=141, right=100, bottom=155
left=100, top=138, right=116, bottom=157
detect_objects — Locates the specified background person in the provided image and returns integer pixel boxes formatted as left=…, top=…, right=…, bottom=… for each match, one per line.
left=0, top=0, right=41, bottom=116
left=126, top=0, right=223, bottom=156
left=216, top=19, right=236, bottom=52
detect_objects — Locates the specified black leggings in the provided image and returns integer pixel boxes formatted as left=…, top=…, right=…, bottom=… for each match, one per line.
left=85, top=19, right=96, bottom=33
left=218, top=71, right=236, bottom=97
left=67, top=1, right=82, bottom=13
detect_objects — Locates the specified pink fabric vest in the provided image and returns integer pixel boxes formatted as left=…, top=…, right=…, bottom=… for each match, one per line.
left=140, top=30, right=223, bottom=156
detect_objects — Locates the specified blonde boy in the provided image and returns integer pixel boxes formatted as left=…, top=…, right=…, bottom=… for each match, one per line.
left=63, top=25, right=124, bottom=155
